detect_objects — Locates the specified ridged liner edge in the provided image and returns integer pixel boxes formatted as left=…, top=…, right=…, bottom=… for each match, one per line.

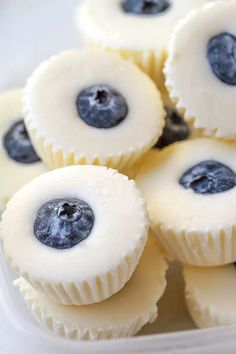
left=153, top=224, right=236, bottom=266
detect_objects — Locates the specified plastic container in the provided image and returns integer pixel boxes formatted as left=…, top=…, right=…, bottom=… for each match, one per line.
left=1, top=1, right=236, bottom=352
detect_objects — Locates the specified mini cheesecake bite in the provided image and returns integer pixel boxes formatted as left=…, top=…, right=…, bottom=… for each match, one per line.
left=165, top=0, right=236, bottom=138
left=184, top=264, right=236, bottom=328
left=136, top=138, right=236, bottom=266
left=1, top=166, right=148, bottom=305
left=0, top=89, right=48, bottom=213
left=24, top=49, right=164, bottom=170
left=14, top=235, right=168, bottom=340
left=77, top=0, right=208, bottom=89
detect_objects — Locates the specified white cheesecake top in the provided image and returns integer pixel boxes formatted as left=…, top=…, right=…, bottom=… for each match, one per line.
left=136, top=138, right=236, bottom=231
left=77, top=0, right=209, bottom=52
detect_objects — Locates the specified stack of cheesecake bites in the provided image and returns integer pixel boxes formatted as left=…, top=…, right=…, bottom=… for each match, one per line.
left=1, top=0, right=236, bottom=340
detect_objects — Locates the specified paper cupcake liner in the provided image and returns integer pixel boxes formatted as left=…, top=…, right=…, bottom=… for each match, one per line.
left=14, top=277, right=157, bottom=340
left=184, top=268, right=235, bottom=328
left=14, top=236, right=168, bottom=340
left=185, top=289, right=224, bottom=328
left=153, top=224, right=236, bottom=266
left=23, top=120, right=159, bottom=171
left=86, top=40, right=167, bottom=91
left=5, top=222, right=147, bottom=306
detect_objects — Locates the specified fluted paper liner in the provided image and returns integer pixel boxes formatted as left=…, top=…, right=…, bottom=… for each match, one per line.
left=14, top=236, right=168, bottom=340
left=23, top=122, right=160, bottom=170
left=153, top=224, right=236, bottom=267
left=7, top=242, right=145, bottom=305
left=184, top=266, right=236, bottom=328
left=185, top=287, right=224, bottom=328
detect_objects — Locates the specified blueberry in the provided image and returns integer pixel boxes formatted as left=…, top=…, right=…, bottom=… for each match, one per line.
left=34, top=198, right=95, bottom=250
left=207, top=32, right=236, bottom=86
left=76, top=85, right=128, bottom=129
left=179, top=160, right=236, bottom=195
left=3, top=120, right=40, bottom=164
left=155, top=108, right=190, bottom=149
left=122, top=0, right=170, bottom=15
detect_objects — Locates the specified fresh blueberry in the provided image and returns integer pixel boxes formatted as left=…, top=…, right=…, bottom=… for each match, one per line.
left=207, top=32, right=236, bottom=86
left=179, top=160, right=236, bottom=195
left=3, top=120, right=40, bottom=164
left=122, top=0, right=170, bottom=15
left=76, top=85, right=128, bottom=129
left=155, top=108, right=190, bottom=149
left=34, top=198, right=95, bottom=250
